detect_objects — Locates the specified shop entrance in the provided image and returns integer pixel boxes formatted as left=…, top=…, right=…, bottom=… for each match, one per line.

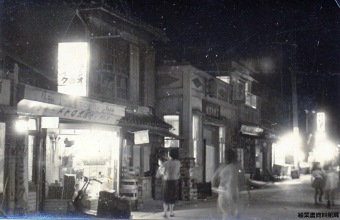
left=203, top=125, right=218, bottom=182
left=44, top=124, right=121, bottom=213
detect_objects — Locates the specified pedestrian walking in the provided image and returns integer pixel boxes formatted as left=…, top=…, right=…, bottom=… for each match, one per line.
left=323, top=163, right=339, bottom=208
left=211, top=149, right=240, bottom=220
left=161, top=148, right=181, bottom=218
left=311, top=163, right=325, bottom=205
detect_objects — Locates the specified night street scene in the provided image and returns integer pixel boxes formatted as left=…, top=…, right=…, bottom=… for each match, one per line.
left=1, top=0, right=340, bottom=219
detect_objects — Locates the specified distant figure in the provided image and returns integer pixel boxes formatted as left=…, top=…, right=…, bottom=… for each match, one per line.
left=211, top=149, right=240, bottom=219
left=323, top=164, right=339, bottom=208
left=311, top=163, right=325, bottom=205
left=160, top=149, right=181, bottom=218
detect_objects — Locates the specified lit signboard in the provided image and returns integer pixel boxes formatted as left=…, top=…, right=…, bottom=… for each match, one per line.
left=316, top=112, right=325, bottom=132
left=58, top=42, right=89, bottom=96
left=134, top=130, right=149, bottom=145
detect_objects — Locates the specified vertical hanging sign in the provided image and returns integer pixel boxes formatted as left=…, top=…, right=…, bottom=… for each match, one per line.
left=233, top=82, right=245, bottom=101
left=58, top=42, right=89, bottom=97
left=316, top=112, right=325, bottom=132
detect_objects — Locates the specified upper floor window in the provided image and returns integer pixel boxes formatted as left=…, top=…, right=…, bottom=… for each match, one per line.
left=91, top=39, right=129, bottom=101
left=245, top=92, right=257, bottom=109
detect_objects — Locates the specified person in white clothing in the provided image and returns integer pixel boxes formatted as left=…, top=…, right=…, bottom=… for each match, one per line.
left=211, top=149, right=240, bottom=220
left=160, top=149, right=181, bottom=218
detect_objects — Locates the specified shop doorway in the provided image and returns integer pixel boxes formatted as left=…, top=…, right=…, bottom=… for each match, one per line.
left=45, top=125, right=121, bottom=203
left=203, top=126, right=218, bottom=182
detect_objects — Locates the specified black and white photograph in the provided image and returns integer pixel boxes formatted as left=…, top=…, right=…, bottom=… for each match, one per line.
left=0, top=0, right=340, bottom=219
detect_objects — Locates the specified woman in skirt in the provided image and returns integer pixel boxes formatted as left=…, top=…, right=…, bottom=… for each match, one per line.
left=161, top=149, right=181, bottom=218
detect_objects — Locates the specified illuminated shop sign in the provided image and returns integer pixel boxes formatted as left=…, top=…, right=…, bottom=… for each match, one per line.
left=316, top=112, right=325, bottom=132
left=21, top=85, right=125, bottom=116
left=240, top=125, right=263, bottom=136
left=134, top=130, right=149, bottom=145
left=18, top=85, right=126, bottom=125
left=58, top=42, right=89, bottom=97
left=18, top=100, right=123, bottom=125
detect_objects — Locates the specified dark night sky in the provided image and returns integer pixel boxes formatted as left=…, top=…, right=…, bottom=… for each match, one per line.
left=2, top=0, right=340, bottom=133
left=124, top=0, right=340, bottom=130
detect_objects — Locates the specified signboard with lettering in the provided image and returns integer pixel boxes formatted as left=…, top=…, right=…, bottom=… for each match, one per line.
left=316, top=112, right=325, bottom=132
left=22, top=85, right=125, bottom=117
left=0, top=79, right=11, bottom=105
left=18, top=100, right=122, bottom=125
left=134, top=130, right=149, bottom=145
left=58, top=42, right=89, bottom=97
left=240, top=125, right=263, bottom=136
left=233, top=82, right=245, bottom=101
left=202, top=100, right=220, bottom=118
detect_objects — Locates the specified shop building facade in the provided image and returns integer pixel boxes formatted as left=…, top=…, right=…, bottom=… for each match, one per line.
left=155, top=61, right=280, bottom=189
left=156, top=63, right=239, bottom=186
left=0, top=2, right=173, bottom=215
left=231, top=61, right=278, bottom=179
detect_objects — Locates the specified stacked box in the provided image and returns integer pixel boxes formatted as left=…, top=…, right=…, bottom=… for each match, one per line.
left=180, top=157, right=197, bottom=201
left=63, top=174, right=76, bottom=199
left=180, top=178, right=197, bottom=201
left=137, top=180, right=143, bottom=209
left=181, top=188, right=198, bottom=201
left=47, top=186, right=63, bottom=199
left=180, top=168, right=194, bottom=179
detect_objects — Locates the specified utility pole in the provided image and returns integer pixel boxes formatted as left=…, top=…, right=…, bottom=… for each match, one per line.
left=290, top=42, right=300, bottom=169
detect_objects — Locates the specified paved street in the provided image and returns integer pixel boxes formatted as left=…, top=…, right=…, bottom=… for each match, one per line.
left=132, top=174, right=340, bottom=219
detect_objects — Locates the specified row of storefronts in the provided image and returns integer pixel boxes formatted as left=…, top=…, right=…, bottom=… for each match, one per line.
left=0, top=81, right=181, bottom=214
left=0, top=73, right=284, bottom=216
left=0, top=2, right=284, bottom=216
left=0, top=72, right=281, bottom=215
left=155, top=63, right=279, bottom=188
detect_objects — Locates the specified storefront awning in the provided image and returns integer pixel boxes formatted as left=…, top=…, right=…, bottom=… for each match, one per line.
left=119, top=113, right=182, bottom=139
left=17, top=84, right=126, bottom=125
left=118, top=113, right=172, bottom=130
left=203, top=115, right=230, bottom=126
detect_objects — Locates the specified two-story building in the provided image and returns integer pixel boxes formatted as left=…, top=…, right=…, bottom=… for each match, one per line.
left=155, top=62, right=239, bottom=199
left=0, top=1, right=176, bottom=215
